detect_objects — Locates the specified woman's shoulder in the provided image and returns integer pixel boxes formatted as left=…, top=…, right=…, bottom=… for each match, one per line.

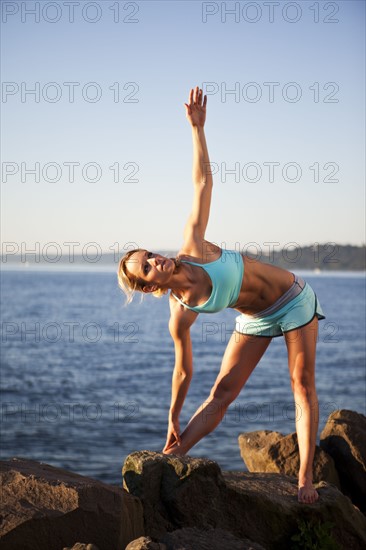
left=177, top=239, right=222, bottom=263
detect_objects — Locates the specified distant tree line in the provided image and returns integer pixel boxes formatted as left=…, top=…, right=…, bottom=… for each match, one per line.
left=251, top=244, right=366, bottom=271
left=1, top=244, right=365, bottom=271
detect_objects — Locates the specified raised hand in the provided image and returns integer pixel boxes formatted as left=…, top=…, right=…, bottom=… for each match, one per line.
left=184, top=86, right=207, bottom=128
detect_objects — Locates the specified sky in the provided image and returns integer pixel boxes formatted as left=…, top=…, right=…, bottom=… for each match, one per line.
left=1, top=0, right=365, bottom=260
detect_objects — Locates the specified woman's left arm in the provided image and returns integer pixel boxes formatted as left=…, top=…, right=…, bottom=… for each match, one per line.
left=183, top=87, right=213, bottom=244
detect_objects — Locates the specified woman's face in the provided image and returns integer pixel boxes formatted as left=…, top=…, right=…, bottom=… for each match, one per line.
left=125, top=250, right=175, bottom=291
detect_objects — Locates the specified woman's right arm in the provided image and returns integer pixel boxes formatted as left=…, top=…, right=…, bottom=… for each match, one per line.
left=163, top=303, right=198, bottom=452
left=169, top=330, right=192, bottom=409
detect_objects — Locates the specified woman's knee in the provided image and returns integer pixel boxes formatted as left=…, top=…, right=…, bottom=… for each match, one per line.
left=209, top=383, right=239, bottom=408
left=291, top=375, right=317, bottom=399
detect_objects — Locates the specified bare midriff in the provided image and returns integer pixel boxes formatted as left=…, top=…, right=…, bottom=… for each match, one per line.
left=232, top=254, right=295, bottom=315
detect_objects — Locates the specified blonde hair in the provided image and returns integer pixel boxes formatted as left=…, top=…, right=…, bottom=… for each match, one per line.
left=117, top=248, right=169, bottom=305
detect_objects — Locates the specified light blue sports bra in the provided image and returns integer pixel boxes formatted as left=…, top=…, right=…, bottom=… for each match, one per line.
left=171, top=249, right=244, bottom=314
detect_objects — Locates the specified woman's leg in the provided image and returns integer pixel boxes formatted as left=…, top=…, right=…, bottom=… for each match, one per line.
left=164, top=332, right=272, bottom=455
left=284, top=316, right=319, bottom=504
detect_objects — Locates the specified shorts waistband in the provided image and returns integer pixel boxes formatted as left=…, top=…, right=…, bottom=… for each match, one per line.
left=250, top=274, right=306, bottom=318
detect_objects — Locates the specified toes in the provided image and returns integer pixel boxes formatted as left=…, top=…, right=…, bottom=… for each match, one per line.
left=298, top=487, right=319, bottom=504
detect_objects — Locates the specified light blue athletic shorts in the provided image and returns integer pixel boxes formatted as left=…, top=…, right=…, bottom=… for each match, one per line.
left=235, top=277, right=325, bottom=338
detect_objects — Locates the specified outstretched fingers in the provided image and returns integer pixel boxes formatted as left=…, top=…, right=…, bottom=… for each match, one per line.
left=194, top=86, right=199, bottom=104
left=196, top=86, right=205, bottom=106
left=184, top=88, right=194, bottom=114
left=197, top=87, right=207, bottom=108
left=186, top=86, right=207, bottom=106
left=184, top=86, right=207, bottom=123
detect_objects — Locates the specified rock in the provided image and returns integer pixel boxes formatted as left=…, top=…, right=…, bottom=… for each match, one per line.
left=63, top=545, right=100, bottom=550
left=160, top=527, right=266, bottom=549
left=126, top=528, right=266, bottom=550
left=238, top=430, right=341, bottom=488
left=125, top=537, right=164, bottom=549
left=223, top=472, right=365, bottom=548
left=122, top=450, right=225, bottom=540
left=0, top=457, right=144, bottom=550
left=123, top=451, right=366, bottom=550
left=320, top=409, right=366, bottom=512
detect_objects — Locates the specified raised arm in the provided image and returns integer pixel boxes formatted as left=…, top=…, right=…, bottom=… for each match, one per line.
left=183, top=87, right=213, bottom=246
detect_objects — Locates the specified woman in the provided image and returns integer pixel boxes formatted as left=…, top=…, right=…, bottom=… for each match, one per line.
left=118, top=86, right=325, bottom=504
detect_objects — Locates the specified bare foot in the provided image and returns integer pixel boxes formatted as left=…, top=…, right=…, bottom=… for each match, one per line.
left=298, top=483, right=319, bottom=504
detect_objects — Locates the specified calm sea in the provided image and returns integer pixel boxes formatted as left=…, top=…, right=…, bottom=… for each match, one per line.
left=1, top=268, right=365, bottom=485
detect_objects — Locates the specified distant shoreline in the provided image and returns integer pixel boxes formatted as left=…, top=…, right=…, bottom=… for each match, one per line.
left=1, top=244, right=365, bottom=272
left=1, top=266, right=365, bottom=278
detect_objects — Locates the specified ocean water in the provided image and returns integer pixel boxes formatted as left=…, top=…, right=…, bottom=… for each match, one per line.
left=1, top=268, right=365, bottom=485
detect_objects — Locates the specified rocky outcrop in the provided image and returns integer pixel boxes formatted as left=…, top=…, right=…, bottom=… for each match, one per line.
left=238, top=430, right=341, bottom=488
left=126, top=528, right=266, bottom=549
left=0, top=457, right=144, bottom=550
left=320, top=409, right=366, bottom=512
left=63, top=545, right=100, bottom=550
left=160, top=528, right=266, bottom=549
left=123, top=451, right=366, bottom=549
left=2, top=409, right=365, bottom=549
left=125, top=537, right=163, bottom=550
left=122, top=451, right=226, bottom=540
